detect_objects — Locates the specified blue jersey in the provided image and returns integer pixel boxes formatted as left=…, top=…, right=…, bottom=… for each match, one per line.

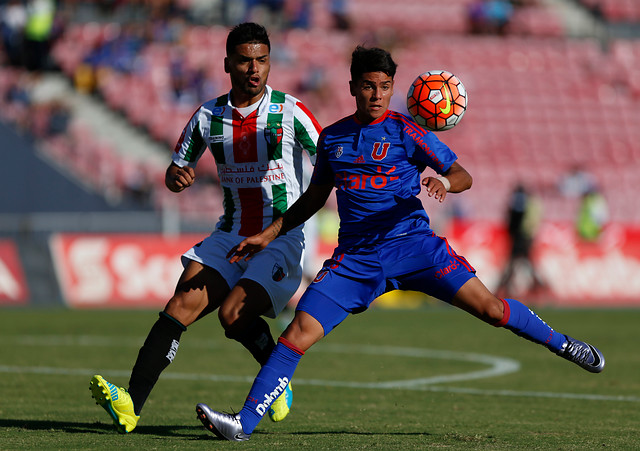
left=311, top=109, right=458, bottom=250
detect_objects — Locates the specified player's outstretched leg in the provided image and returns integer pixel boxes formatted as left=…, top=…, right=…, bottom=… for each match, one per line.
left=90, top=375, right=140, bottom=433
left=268, top=382, right=292, bottom=422
left=556, top=336, right=605, bottom=373
left=494, top=298, right=605, bottom=373
left=196, top=403, right=251, bottom=441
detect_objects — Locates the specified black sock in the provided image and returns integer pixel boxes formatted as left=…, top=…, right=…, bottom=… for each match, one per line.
left=226, top=317, right=276, bottom=366
left=128, top=311, right=186, bottom=415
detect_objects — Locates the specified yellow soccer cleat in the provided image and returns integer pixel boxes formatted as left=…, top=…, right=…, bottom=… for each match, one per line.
left=267, top=382, right=292, bottom=422
left=90, top=375, right=140, bottom=434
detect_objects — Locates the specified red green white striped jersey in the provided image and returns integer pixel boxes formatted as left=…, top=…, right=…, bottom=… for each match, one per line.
left=173, top=85, right=321, bottom=236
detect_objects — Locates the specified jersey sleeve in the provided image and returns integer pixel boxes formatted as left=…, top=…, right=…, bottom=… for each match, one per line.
left=310, top=131, right=333, bottom=185
left=293, top=100, right=322, bottom=165
left=172, top=106, right=209, bottom=168
left=404, top=121, right=458, bottom=175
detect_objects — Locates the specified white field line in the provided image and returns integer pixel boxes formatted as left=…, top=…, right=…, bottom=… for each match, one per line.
left=4, top=335, right=637, bottom=403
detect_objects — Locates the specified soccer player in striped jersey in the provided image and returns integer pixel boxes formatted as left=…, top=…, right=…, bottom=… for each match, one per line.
left=90, top=22, right=321, bottom=433
left=194, top=46, right=605, bottom=442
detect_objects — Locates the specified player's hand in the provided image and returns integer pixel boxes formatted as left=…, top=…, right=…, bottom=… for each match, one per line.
left=166, top=165, right=195, bottom=192
left=422, top=176, right=448, bottom=203
left=227, top=235, right=271, bottom=263
left=228, top=218, right=283, bottom=262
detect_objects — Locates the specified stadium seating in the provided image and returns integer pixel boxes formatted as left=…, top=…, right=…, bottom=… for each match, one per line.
left=578, top=0, right=640, bottom=22
left=2, top=0, right=639, bottom=225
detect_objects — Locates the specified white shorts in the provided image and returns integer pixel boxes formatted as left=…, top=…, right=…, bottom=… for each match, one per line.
left=181, top=229, right=304, bottom=318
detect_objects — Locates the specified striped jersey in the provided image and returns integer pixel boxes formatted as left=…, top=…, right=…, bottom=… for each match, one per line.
left=311, top=109, right=458, bottom=250
left=173, top=85, right=321, bottom=236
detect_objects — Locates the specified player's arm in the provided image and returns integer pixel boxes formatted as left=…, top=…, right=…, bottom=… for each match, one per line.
left=422, top=161, right=472, bottom=203
left=228, top=181, right=334, bottom=262
left=165, top=162, right=196, bottom=193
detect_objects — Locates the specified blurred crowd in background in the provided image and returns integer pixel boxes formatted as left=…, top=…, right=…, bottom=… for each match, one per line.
left=1, top=0, right=638, bottom=232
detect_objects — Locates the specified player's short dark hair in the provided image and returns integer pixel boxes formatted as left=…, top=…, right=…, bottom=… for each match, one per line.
left=226, top=22, right=271, bottom=56
left=350, top=46, right=397, bottom=82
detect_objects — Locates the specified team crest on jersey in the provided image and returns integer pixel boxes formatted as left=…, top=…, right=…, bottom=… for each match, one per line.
left=264, top=123, right=283, bottom=147
left=335, top=146, right=343, bottom=158
left=272, top=263, right=286, bottom=282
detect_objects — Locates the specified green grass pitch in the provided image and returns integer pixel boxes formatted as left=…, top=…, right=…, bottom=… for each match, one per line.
left=1, top=305, right=639, bottom=450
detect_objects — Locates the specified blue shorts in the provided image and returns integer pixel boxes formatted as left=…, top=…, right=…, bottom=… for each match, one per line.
left=296, top=232, right=476, bottom=335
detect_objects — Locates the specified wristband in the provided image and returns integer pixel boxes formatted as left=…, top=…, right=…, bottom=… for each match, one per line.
left=436, top=176, right=451, bottom=192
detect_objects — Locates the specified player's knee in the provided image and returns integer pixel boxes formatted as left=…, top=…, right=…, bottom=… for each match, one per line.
left=218, top=304, right=250, bottom=337
left=165, top=293, right=203, bottom=326
left=457, top=293, right=505, bottom=324
left=482, top=296, right=505, bottom=324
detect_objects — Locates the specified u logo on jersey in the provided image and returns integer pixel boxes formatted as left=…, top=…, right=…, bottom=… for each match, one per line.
left=371, top=142, right=390, bottom=161
left=264, top=123, right=283, bottom=147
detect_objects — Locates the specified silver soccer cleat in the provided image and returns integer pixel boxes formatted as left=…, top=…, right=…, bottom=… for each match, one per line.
left=196, top=403, right=251, bottom=441
left=556, top=335, right=605, bottom=373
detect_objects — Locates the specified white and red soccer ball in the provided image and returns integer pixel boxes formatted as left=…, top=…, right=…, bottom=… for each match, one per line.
left=407, top=70, right=467, bottom=131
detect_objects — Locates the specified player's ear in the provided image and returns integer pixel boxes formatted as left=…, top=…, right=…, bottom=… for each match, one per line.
left=349, top=80, right=356, bottom=97
left=224, top=57, right=230, bottom=74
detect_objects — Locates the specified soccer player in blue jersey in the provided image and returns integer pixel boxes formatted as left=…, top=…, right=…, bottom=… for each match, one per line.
left=195, top=46, right=605, bottom=442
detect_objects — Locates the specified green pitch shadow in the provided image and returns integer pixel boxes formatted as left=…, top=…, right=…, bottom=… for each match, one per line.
left=0, top=419, right=205, bottom=438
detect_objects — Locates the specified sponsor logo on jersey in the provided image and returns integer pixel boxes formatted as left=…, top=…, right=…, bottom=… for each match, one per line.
left=212, top=106, right=226, bottom=116
left=403, top=125, right=445, bottom=171
left=264, top=123, right=283, bottom=147
left=353, top=155, right=365, bottom=164
left=434, top=260, right=459, bottom=279
left=255, top=376, right=290, bottom=415
left=272, top=263, right=286, bottom=281
left=269, top=104, right=284, bottom=113
left=210, top=134, right=224, bottom=143
left=335, top=165, right=398, bottom=191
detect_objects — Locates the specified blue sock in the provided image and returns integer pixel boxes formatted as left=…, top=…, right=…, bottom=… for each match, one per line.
left=494, top=298, right=566, bottom=352
left=239, top=338, right=304, bottom=434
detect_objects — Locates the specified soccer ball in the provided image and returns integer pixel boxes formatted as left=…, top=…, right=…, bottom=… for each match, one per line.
left=407, top=70, right=467, bottom=131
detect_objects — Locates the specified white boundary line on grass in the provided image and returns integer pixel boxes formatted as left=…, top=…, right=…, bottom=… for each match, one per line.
left=3, top=336, right=639, bottom=402
left=0, top=364, right=637, bottom=402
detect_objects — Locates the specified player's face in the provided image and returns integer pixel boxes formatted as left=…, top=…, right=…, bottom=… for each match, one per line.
left=225, top=42, right=270, bottom=107
left=350, top=71, right=394, bottom=123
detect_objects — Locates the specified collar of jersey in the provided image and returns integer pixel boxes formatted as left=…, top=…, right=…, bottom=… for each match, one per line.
left=353, top=108, right=390, bottom=126
left=227, top=84, right=272, bottom=119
